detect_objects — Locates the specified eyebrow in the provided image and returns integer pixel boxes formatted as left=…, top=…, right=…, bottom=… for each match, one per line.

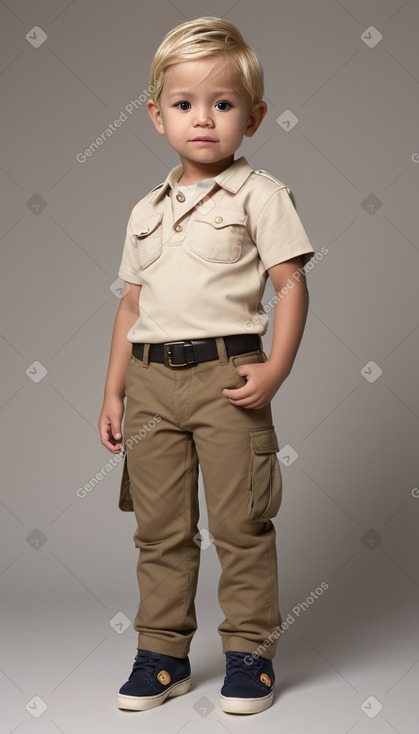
left=167, top=89, right=240, bottom=97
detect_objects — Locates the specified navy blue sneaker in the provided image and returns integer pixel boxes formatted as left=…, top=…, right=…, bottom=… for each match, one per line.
left=117, top=648, right=191, bottom=710
left=220, top=652, right=275, bottom=714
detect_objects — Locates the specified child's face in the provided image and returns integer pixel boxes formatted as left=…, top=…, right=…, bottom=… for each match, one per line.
left=147, top=55, right=267, bottom=173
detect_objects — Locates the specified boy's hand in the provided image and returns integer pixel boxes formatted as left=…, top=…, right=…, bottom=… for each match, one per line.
left=98, top=396, right=125, bottom=453
left=222, top=361, right=287, bottom=410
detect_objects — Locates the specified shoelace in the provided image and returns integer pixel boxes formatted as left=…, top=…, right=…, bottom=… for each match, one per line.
left=225, top=652, right=264, bottom=682
left=128, top=650, right=161, bottom=680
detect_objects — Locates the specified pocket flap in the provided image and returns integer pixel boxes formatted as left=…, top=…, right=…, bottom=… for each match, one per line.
left=194, top=207, right=247, bottom=229
left=133, top=212, right=163, bottom=238
left=250, top=426, right=279, bottom=454
left=248, top=425, right=282, bottom=520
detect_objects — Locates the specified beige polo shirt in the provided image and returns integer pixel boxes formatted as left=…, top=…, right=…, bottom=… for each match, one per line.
left=118, top=156, right=315, bottom=343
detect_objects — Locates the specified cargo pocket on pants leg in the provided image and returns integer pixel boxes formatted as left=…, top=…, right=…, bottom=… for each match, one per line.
left=118, top=452, right=134, bottom=512
left=247, top=426, right=283, bottom=520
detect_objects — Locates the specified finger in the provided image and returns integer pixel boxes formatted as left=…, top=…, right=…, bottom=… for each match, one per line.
left=98, top=418, right=111, bottom=445
left=227, top=395, right=261, bottom=409
left=99, top=418, right=121, bottom=451
left=108, top=443, right=123, bottom=453
left=222, top=385, right=249, bottom=398
left=104, top=440, right=120, bottom=452
left=111, top=418, right=122, bottom=442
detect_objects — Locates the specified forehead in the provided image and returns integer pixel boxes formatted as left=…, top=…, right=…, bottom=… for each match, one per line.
left=163, top=55, right=243, bottom=92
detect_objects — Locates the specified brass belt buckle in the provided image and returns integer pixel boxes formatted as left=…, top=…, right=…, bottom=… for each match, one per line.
left=163, top=341, right=195, bottom=368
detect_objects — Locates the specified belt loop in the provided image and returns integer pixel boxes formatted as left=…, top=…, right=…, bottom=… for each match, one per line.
left=215, top=336, right=229, bottom=365
left=141, top=343, right=150, bottom=368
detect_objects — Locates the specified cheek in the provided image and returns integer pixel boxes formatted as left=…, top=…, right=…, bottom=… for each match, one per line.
left=162, top=120, right=180, bottom=142
left=223, top=113, right=248, bottom=137
left=227, top=123, right=247, bottom=145
left=165, top=115, right=186, bottom=135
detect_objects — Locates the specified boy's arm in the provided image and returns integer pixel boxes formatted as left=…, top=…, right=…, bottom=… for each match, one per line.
left=98, top=282, right=141, bottom=452
left=222, top=255, right=309, bottom=410
left=265, top=255, right=309, bottom=378
left=104, top=281, right=141, bottom=399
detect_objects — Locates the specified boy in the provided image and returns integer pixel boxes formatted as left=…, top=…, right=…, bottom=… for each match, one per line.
left=98, top=16, right=315, bottom=715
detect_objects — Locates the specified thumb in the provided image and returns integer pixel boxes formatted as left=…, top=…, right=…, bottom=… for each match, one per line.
left=111, top=418, right=121, bottom=440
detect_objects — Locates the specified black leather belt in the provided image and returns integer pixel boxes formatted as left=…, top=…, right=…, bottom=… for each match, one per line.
left=132, top=334, right=261, bottom=368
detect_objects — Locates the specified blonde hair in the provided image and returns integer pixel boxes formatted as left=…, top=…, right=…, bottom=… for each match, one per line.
left=149, top=17, right=264, bottom=107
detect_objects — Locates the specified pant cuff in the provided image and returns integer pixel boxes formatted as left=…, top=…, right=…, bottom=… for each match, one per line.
left=137, top=634, right=191, bottom=659
left=221, top=636, right=278, bottom=660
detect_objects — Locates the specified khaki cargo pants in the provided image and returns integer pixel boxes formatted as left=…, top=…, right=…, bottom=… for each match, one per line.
left=118, top=336, right=283, bottom=660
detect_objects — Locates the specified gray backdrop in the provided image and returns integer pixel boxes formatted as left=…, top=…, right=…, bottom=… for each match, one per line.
left=1, top=1, right=418, bottom=732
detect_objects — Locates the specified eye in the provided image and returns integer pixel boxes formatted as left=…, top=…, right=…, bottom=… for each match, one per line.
left=215, top=101, right=231, bottom=111
left=176, top=101, right=191, bottom=111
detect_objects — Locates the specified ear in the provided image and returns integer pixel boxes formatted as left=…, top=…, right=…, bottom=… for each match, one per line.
left=244, top=101, right=268, bottom=137
left=146, top=99, right=166, bottom=136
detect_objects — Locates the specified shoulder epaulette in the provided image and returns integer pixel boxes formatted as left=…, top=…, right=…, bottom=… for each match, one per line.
left=254, top=169, right=290, bottom=193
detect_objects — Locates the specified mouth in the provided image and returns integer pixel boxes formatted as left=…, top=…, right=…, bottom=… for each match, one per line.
left=190, top=137, right=217, bottom=142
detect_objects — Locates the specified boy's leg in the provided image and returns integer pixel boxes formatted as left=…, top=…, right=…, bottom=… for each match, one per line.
left=122, top=350, right=201, bottom=659
left=189, top=339, right=283, bottom=660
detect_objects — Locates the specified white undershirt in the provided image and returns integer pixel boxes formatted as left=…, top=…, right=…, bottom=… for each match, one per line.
left=173, top=178, right=215, bottom=203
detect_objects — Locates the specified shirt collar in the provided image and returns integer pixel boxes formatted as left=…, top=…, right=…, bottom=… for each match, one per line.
left=149, top=156, right=254, bottom=203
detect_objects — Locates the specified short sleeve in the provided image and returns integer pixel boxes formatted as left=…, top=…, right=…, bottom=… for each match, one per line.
left=117, top=210, right=142, bottom=285
left=254, top=187, right=315, bottom=270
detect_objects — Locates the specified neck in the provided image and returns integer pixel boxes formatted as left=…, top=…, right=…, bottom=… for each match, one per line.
left=177, top=154, right=235, bottom=186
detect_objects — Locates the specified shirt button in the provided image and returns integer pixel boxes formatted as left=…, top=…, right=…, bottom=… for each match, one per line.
left=214, top=216, right=223, bottom=223
left=176, top=192, right=186, bottom=202
left=174, top=225, right=182, bottom=232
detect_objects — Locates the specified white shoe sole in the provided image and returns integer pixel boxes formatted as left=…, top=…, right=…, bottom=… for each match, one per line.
left=220, top=686, right=274, bottom=714
left=117, top=676, right=191, bottom=711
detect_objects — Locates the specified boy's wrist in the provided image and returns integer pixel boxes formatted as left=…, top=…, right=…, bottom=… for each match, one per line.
left=104, top=386, right=125, bottom=401
left=264, top=358, right=291, bottom=383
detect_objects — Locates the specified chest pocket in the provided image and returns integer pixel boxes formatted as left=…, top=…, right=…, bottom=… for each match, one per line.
left=189, top=207, right=247, bottom=263
left=132, top=211, right=163, bottom=269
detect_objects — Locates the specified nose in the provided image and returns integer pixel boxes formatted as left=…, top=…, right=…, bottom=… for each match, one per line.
left=192, top=106, right=215, bottom=127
